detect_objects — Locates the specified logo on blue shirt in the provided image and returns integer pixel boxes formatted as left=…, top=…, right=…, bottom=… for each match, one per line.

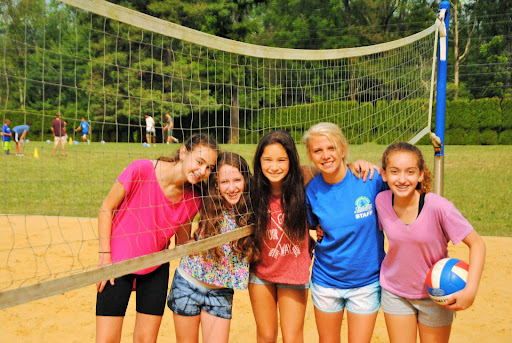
left=354, top=196, right=373, bottom=219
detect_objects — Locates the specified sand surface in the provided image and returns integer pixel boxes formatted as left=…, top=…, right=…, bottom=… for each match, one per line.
left=0, top=215, right=510, bottom=342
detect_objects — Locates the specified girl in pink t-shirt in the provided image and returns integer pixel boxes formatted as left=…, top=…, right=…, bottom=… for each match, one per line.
left=249, top=130, right=315, bottom=343
left=377, top=142, right=486, bottom=343
left=95, top=134, right=219, bottom=343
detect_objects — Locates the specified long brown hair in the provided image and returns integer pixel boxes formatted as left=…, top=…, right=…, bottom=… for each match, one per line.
left=251, top=130, right=307, bottom=246
left=381, top=142, right=433, bottom=194
left=197, top=152, right=257, bottom=263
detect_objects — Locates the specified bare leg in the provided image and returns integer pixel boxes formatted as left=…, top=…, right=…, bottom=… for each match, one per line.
left=383, top=313, right=418, bottom=343
left=248, top=283, right=278, bottom=343
left=61, top=139, right=66, bottom=156
left=132, top=312, right=163, bottom=343
left=173, top=312, right=200, bottom=343
left=418, top=322, right=451, bottom=343
left=200, top=310, right=231, bottom=343
left=96, top=315, right=124, bottom=343
left=346, top=310, right=378, bottom=343
left=314, top=307, right=344, bottom=343
left=277, top=288, right=308, bottom=343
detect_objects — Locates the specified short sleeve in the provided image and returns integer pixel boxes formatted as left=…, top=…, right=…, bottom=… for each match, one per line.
left=117, top=159, right=152, bottom=195
left=430, top=194, right=473, bottom=245
left=306, top=190, right=318, bottom=227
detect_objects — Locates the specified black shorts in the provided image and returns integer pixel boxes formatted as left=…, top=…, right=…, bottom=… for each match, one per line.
left=96, top=262, right=170, bottom=316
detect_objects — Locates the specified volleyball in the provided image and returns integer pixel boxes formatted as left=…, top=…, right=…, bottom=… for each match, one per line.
left=426, top=258, right=469, bottom=304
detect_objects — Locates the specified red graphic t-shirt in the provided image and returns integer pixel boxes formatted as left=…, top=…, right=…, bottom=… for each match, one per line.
left=251, top=194, right=311, bottom=285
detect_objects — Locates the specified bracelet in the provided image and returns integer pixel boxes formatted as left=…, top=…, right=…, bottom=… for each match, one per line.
left=99, top=251, right=111, bottom=254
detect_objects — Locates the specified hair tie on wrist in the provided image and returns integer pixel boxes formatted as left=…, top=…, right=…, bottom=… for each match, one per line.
left=99, top=251, right=111, bottom=254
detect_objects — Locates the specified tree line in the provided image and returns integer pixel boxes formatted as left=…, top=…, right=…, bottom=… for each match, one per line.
left=1, top=0, right=510, bottom=144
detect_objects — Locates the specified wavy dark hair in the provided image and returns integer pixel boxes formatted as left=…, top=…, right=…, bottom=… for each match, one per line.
left=381, top=142, right=433, bottom=194
left=158, top=133, right=220, bottom=191
left=197, top=152, right=257, bottom=263
left=158, top=133, right=219, bottom=164
left=252, top=130, right=307, bottom=245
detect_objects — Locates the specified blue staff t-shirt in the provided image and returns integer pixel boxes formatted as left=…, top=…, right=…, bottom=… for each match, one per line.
left=80, top=121, right=90, bottom=134
left=306, top=169, right=385, bottom=289
left=1, top=124, right=11, bottom=142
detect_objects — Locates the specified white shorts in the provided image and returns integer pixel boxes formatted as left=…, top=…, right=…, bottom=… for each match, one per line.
left=310, top=280, right=381, bottom=314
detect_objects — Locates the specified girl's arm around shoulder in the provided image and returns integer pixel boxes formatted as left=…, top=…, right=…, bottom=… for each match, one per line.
left=350, top=160, right=381, bottom=182
left=301, top=165, right=320, bottom=186
left=445, top=230, right=486, bottom=311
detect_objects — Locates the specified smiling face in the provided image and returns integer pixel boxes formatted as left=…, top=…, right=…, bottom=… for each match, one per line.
left=383, top=151, right=424, bottom=200
left=180, top=145, right=218, bottom=185
left=217, top=164, right=245, bottom=206
left=307, top=134, right=346, bottom=183
left=260, top=143, right=290, bottom=192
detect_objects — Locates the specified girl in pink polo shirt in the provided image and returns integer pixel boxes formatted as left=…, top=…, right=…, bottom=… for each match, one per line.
left=376, top=142, right=486, bottom=343
left=95, top=134, right=219, bottom=343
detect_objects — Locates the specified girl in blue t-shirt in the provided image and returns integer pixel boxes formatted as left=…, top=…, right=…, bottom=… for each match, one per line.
left=304, top=122, right=384, bottom=343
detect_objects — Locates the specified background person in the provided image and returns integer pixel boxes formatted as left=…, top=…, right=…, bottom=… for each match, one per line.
left=12, top=122, right=31, bottom=157
left=1, top=118, right=12, bottom=155
left=74, top=116, right=91, bottom=144
left=145, top=114, right=157, bottom=146
left=51, top=113, right=67, bottom=157
left=163, top=113, right=179, bottom=144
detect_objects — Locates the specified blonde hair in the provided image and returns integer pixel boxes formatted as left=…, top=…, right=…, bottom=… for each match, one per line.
left=303, top=122, right=349, bottom=164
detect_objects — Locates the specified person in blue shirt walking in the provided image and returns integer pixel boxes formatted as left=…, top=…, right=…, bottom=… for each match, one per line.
left=12, top=122, right=31, bottom=157
left=75, top=117, right=91, bottom=144
left=304, top=122, right=384, bottom=343
left=1, top=118, right=12, bottom=155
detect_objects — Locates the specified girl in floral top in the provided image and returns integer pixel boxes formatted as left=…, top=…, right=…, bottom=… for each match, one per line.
left=167, top=152, right=256, bottom=343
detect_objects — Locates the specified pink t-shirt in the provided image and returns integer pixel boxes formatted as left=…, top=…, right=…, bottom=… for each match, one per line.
left=376, top=190, right=473, bottom=299
left=110, top=159, right=201, bottom=275
left=251, top=194, right=311, bottom=285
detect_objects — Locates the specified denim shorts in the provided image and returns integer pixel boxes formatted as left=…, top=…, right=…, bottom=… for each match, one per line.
left=249, top=273, right=309, bottom=290
left=167, top=268, right=234, bottom=319
left=310, top=280, right=381, bottom=314
left=381, top=288, right=454, bottom=327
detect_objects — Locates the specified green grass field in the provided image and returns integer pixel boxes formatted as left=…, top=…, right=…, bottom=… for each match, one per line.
left=1, top=141, right=510, bottom=237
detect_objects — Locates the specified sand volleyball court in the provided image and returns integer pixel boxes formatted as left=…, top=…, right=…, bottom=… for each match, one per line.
left=0, top=215, right=510, bottom=342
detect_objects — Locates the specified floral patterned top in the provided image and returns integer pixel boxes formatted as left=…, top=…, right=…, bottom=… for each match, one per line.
left=179, top=208, right=250, bottom=290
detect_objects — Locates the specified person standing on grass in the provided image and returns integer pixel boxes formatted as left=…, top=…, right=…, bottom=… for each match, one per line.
left=12, top=122, right=32, bottom=157
left=1, top=118, right=12, bottom=155
left=51, top=113, right=67, bottom=157
left=163, top=113, right=179, bottom=144
left=145, top=114, right=157, bottom=146
left=96, top=133, right=219, bottom=343
left=74, top=116, right=91, bottom=144
left=304, top=122, right=384, bottom=343
left=377, top=142, right=485, bottom=343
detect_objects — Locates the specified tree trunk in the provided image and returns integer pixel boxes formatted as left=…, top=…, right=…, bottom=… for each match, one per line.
left=228, top=86, right=239, bottom=144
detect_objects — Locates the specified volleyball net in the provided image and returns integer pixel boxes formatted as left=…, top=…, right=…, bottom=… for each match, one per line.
left=0, top=0, right=441, bottom=308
